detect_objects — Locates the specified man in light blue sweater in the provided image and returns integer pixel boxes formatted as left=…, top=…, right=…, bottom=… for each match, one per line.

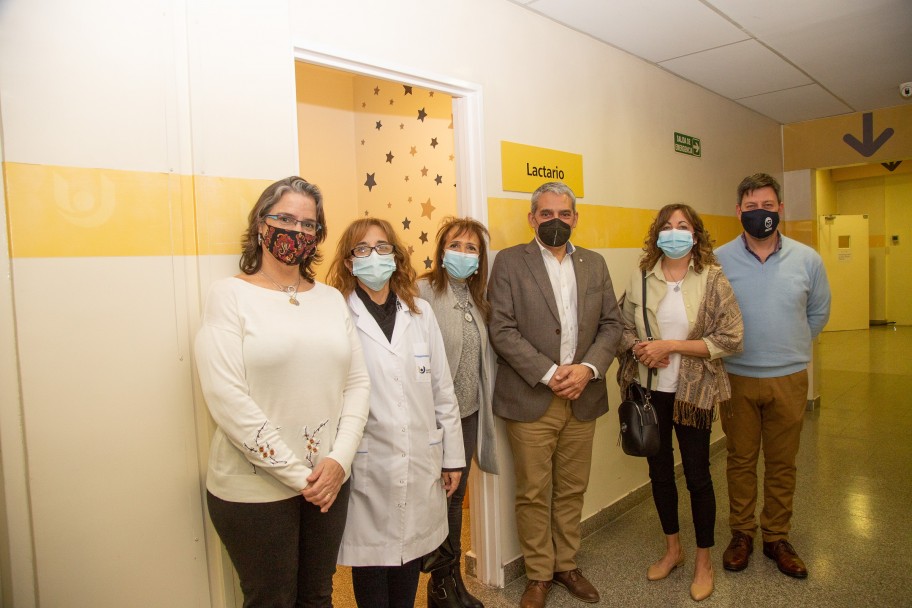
left=715, top=173, right=830, bottom=581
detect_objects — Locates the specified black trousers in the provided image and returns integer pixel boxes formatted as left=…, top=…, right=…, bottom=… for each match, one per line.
left=646, top=390, right=716, bottom=548
left=351, top=558, right=421, bottom=608
left=446, top=411, right=478, bottom=559
left=206, top=481, right=350, bottom=608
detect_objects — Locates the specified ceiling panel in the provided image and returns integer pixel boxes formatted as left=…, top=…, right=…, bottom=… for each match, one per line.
left=512, top=0, right=912, bottom=123
left=659, top=39, right=811, bottom=100
left=735, top=84, right=853, bottom=124
left=525, top=0, right=749, bottom=62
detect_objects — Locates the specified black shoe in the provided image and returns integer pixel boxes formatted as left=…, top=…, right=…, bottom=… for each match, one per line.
left=453, top=565, right=484, bottom=608
left=428, top=567, right=462, bottom=608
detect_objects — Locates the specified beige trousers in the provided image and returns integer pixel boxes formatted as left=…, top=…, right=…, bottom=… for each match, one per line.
left=506, top=396, right=596, bottom=580
left=722, top=370, right=808, bottom=543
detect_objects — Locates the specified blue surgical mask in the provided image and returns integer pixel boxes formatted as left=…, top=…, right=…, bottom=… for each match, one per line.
left=442, top=250, right=480, bottom=280
left=352, top=251, right=396, bottom=291
left=657, top=229, right=694, bottom=259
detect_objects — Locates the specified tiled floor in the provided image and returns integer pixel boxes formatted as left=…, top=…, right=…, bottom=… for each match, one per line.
left=334, top=326, right=912, bottom=607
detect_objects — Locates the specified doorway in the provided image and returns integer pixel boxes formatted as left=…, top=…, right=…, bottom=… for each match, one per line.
left=292, top=48, right=501, bottom=594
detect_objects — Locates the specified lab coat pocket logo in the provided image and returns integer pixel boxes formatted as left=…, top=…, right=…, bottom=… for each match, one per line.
left=414, top=342, right=431, bottom=383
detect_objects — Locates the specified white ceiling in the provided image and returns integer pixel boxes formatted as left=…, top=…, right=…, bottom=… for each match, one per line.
left=511, top=0, right=912, bottom=124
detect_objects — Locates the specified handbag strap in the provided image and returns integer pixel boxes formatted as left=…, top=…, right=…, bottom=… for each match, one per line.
left=641, top=270, right=655, bottom=391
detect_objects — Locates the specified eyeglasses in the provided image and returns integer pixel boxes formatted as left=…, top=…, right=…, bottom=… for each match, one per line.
left=264, top=214, right=322, bottom=234
left=350, top=243, right=395, bottom=258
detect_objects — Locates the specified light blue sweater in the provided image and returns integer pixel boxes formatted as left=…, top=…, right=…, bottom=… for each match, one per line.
left=716, top=234, right=831, bottom=378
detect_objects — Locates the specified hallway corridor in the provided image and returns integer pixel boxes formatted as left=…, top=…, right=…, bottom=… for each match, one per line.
left=460, top=326, right=912, bottom=607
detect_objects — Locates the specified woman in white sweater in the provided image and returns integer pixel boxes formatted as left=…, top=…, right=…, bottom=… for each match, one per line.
left=327, top=218, right=465, bottom=608
left=195, top=177, right=370, bottom=608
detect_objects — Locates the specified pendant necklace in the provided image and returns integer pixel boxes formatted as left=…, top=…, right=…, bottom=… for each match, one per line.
left=260, top=269, right=301, bottom=305
left=665, top=265, right=687, bottom=292
left=452, top=283, right=473, bottom=323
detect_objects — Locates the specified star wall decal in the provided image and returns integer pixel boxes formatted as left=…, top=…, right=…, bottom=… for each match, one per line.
left=361, top=102, right=366, bottom=108
left=364, top=211, right=369, bottom=217
left=449, top=154, right=454, bottom=161
left=387, top=202, right=392, bottom=208
left=373, top=86, right=380, bottom=95
left=417, top=108, right=427, bottom=122
left=386, top=151, right=395, bottom=163
left=409, top=146, right=417, bottom=156
left=400, top=123, right=405, bottom=130
left=430, top=137, right=438, bottom=148
left=404, top=175, right=410, bottom=182
left=429, top=91, right=435, bottom=97
left=408, top=197, right=413, bottom=202
left=402, top=217, right=411, bottom=230
left=375, top=120, right=382, bottom=130
left=408, top=245, right=415, bottom=254
left=421, top=199, right=436, bottom=219
left=423, top=257, right=433, bottom=269
left=404, top=85, right=413, bottom=95
left=389, top=99, right=394, bottom=105
left=434, top=174, right=443, bottom=185
left=419, top=231, right=429, bottom=244
left=361, top=139, right=365, bottom=145
left=420, top=166, right=429, bottom=177
left=364, top=173, right=377, bottom=191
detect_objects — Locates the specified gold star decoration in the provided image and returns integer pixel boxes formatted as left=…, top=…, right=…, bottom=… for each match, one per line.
left=409, top=146, right=417, bottom=156
left=430, top=137, right=438, bottom=148
left=389, top=99, right=394, bottom=105
left=420, top=166, right=428, bottom=177
left=373, top=86, right=380, bottom=95
left=421, top=198, right=436, bottom=219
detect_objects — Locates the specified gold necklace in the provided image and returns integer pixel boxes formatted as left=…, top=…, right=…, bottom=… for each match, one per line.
left=260, top=269, right=301, bottom=305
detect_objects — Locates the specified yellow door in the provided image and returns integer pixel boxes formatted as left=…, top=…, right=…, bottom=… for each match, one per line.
left=819, top=215, right=870, bottom=331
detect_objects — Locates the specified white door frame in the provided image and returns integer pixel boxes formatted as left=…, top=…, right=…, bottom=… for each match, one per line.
left=292, top=47, right=503, bottom=587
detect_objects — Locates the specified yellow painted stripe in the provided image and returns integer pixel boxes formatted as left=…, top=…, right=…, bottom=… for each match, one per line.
left=3, top=163, right=273, bottom=258
left=488, top=196, right=743, bottom=252
left=193, top=175, right=275, bottom=256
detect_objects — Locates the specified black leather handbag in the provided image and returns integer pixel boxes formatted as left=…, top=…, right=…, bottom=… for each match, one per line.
left=618, top=271, right=661, bottom=457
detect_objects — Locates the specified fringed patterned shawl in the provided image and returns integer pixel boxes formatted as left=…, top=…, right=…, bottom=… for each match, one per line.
left=617, top=264, right=743, bottom=429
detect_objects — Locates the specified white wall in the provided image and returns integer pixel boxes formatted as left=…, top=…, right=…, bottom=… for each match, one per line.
left=0, top=0, right=782, bottom=604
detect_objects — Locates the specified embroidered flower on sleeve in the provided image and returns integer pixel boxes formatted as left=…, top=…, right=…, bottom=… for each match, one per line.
left=243, top=421, right=288, bottom=471
left=302, top=419, right=329, bottom=468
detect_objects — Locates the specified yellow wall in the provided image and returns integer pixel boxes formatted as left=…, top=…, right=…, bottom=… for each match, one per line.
left=295, top=62, right=457, bottom=278
left=885, top=175, right=912, bottom=324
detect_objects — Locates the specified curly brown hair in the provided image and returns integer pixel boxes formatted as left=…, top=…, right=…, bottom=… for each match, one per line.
left=326, top=218, right=420, bottom=314
left=639, top=203, right=716, bottom=273
left=239, top=176, right=326, bottom=281
left=421, top=216, right=492, bottom=322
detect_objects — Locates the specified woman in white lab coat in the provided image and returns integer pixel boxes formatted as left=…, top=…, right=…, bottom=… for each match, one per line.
left=327, top=217, right=465, bottom=608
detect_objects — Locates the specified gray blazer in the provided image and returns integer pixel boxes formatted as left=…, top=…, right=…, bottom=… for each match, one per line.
left=487, top=240, right=623, bottom=422
left=418, top=279, right=499, bottom=474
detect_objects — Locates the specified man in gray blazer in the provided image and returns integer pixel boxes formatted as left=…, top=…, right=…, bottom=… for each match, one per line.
left=488, top=182, right=622, bottom=608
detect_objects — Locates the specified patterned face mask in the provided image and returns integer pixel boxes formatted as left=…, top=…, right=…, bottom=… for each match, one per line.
left=262, top=225, right=317, bottom=266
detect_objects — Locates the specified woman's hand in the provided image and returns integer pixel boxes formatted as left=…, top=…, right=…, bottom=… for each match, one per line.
left=441, top=470, right=462, bottom=498
left=633, top=340, right=674, bottom=369
left=301, top=457, right=345, bottom=513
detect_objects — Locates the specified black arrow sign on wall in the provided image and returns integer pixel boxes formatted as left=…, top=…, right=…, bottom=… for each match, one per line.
left=882, top=161, right=902, bottom=172
left=843, top=112, right=894, bottom=157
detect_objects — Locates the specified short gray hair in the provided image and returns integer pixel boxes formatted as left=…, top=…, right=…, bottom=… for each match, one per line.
left=530, top=182, right=576, bottom=213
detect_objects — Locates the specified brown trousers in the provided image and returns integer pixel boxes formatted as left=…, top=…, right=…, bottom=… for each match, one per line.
left=506, top=396, right=596, bottom=580
left=722, top=370, right=808, bottom=543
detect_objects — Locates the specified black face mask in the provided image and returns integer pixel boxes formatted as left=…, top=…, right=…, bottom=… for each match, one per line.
left=740, top=209, right=779, bottom=239
left=536, top=218, right=573, bottom=248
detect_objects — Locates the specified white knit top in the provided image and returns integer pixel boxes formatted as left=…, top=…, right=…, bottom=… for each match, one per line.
left=195, top=277, right=370, bottom=503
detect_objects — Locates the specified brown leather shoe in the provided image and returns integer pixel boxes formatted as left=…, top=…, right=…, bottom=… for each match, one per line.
left=520, top=579, right=552, bottom=608
left=763, top=539, right=808, bottom=578
left=553, top=568, right=600, bottom=603
left=722, top=531, right=753, bottom=571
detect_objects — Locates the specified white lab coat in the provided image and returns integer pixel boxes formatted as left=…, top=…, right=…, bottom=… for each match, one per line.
left=337, top=292, right=465, bottom=567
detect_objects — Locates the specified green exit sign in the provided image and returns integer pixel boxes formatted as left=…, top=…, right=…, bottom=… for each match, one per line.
left=674, top=132, right=702, bottom=157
